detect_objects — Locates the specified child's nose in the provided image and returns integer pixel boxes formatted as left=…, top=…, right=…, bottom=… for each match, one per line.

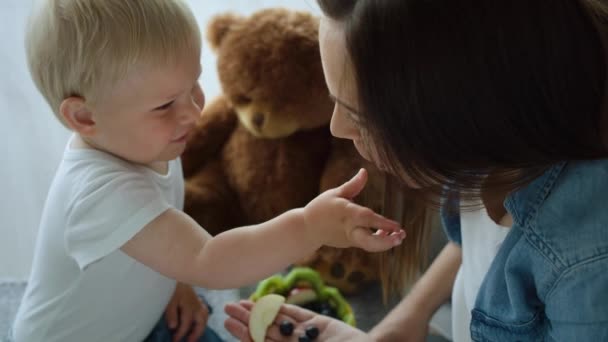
left=192, top=84, right=205, bottom=110
left=178, top=103, right=200, bottom=125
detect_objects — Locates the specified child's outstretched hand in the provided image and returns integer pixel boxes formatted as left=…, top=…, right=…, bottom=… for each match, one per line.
left=303, top=168, right=406, bottom=252
left=165, top=283, right=210, bottom=342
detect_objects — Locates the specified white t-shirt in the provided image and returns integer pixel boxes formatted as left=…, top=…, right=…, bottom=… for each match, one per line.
left=451, top=206, right=509, bottom=342
left=12, top=137, right=183, bottom=342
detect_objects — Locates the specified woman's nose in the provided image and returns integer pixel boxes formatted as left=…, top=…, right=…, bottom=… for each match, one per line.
left=330, top=110, right=357, bottom=140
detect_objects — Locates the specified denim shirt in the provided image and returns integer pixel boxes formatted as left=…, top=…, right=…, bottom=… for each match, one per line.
left=441, top=160, right=608, bottom=341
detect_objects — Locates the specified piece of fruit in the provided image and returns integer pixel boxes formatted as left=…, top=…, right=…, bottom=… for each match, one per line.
left=249, top=294, right=285, bottom=342
left=250, top=276, right=285, bottom=301
left=294, top=280, right=313, bottom=289
left=298, top=335, right=311, bottom=342
left=284, top=268, right=324, bottom=292
left=286, top=287, right=318, bottom=305
left=279, top=320, right=294, bottom=336
left=250, top=267, right=357, bottom=326
left=305, top=325, right=320, bottom=340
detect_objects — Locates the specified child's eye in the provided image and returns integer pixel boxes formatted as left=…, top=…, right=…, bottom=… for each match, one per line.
left=154, top=100, right=174, bottom=111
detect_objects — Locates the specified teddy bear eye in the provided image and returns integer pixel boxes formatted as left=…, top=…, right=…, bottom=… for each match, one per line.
left=234, top=95, right=252, bottom=105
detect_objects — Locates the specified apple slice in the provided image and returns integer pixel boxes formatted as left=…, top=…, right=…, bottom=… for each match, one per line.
left=249, top=294, right=285, bottom=342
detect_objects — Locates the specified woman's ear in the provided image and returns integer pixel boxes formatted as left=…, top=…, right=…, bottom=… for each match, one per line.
left=60, top=97, right=96, bottom=136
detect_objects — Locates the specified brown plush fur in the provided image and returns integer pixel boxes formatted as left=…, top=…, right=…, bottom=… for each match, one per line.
left=181, top=8, right=415, bottom=295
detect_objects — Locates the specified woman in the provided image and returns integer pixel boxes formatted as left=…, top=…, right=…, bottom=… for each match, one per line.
left=225, top=0, right=608, bottom=340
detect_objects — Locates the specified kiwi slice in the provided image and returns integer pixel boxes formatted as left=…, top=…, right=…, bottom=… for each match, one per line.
left=250, top=267, right=356, bottom=326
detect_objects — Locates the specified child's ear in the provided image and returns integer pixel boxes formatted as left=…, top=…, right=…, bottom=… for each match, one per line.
left=59, top=97, right=96, bottom=136
left=206, top=12, right=242, bottom=51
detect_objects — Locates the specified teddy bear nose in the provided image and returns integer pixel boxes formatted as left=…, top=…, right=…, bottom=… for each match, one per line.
left=252, top=113, right=265, bottom=128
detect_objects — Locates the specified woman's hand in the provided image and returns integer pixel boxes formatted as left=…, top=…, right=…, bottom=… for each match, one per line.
left=225, top=300, right=372, bottom=342
left=165, top=283, right=210, bottom=342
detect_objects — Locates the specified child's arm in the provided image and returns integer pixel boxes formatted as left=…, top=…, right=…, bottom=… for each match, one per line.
left=369, top=241, right=462, bottom=341
left=121, top=169, right=405, bottom=289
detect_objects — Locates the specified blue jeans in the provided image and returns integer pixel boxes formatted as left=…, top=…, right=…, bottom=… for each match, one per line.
left=143, top=294, right=223, bottom=342
left=6, top=314, right=223, bottom=342
left=143, top=317, right=223, bottom=342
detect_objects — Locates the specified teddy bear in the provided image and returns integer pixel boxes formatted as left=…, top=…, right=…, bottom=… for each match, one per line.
left=181, top=8, right=406, bottom=295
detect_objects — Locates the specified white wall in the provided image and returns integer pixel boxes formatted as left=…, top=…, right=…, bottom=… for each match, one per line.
left=0, top=0, right=320, bottom=281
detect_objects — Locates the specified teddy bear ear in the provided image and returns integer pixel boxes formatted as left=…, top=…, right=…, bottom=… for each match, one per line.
left=206, top=12, right=243, bottom=51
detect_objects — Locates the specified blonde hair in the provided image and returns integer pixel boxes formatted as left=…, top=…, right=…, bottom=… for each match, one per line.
left=26, top=0, right=201, bottom=127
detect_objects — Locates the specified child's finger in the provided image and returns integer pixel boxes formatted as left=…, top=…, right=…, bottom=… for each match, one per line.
left=335, top=168, right=368, bottom=199
left=187, top=311, right=208, bottom=342
left=165, top=304, right=178, bottom=330
left=373, top=229, right=389, bottom=237
left=348, top=204, right=403, bottom=232
left=352, top=228, right=405, bottom=252
left=173, top=309, right=193, bottom=342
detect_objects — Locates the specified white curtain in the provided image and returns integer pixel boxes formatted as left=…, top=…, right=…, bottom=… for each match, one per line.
left=0, top=0, right=320, bottom=281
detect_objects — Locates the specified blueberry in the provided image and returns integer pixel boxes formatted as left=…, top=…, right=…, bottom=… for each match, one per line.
left=321, top=309, right=338, bottom=319
left=279, top=320, right=294, bottom=336
left=302, top=301, right=319, bottom=311
left=309, top=301, right=321, bottom=312
left=318, top=302, right=338, bottom=318
left=319, top=302, right=332, bottom=310
left=298, top=335, right=311, bottom=342
left=305, top=325, right=320, bottom=340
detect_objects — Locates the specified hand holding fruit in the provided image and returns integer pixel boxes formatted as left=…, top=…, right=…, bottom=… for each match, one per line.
left=225, top=298, right=373, bottom=342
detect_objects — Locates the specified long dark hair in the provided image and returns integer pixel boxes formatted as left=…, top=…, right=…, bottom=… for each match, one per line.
left=317, top=0, right=608, bottom=298
left=317, top=0, right=608, bottom=198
